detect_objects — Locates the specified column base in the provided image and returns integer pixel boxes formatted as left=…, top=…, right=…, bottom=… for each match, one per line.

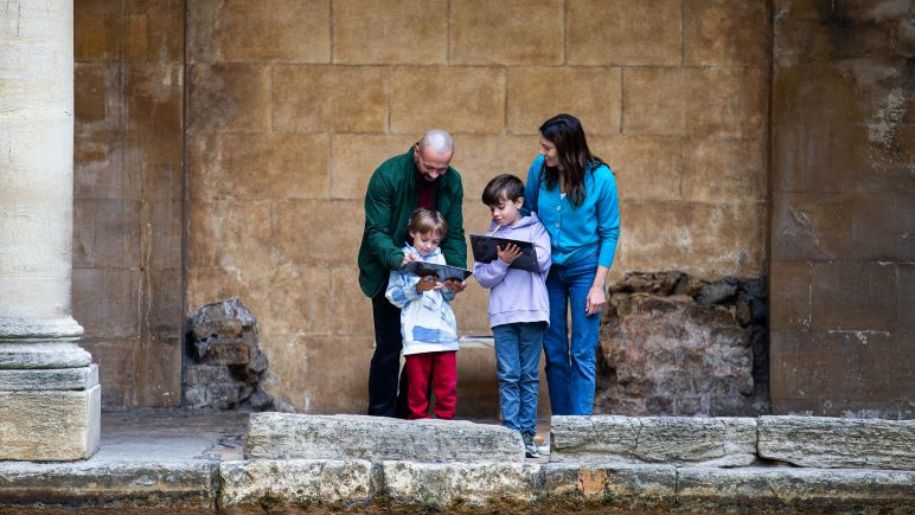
left=0, top=339, right=100, bottom=461
left=0, top=384, right=101, bottom=461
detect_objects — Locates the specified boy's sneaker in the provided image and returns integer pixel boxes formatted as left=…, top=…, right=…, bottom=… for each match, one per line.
left=523, top=433, right=540, bottom=458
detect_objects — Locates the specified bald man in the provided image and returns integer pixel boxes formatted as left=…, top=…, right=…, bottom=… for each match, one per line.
left=358, top=130, right=467, bottom=418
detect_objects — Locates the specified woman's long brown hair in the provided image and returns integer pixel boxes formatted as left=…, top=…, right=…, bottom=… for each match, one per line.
left=538, top=114, right=605, bottom=207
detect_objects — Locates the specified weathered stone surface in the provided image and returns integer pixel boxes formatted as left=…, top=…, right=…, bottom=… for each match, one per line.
left=188, top=0, right=330, bottom=63
left=0, top=343, right=92, bottom=369
left=568, top=0, right=681, bottom=65
left=0, top=364, right=98, bottom=391
left=244, top=413, right=525, bottom=463
left=185, top=298, right=272, bottom=410
left=542, top=463, right=677, bottom=510
left=381, top=461, right=540, bottom=510
left=449, top=0, right=564, bottom=65
left=0, top=386, right=100, bottom=461
left=0, top=317, right=83, bottom=342
left=550, top=416, right=757, bottom=467
left=677, top=466, right=915, bottom=513
left=219, top=459, right=373, bottom=512
left=507, top=66, right=622, bottom=136
left=332, top=0, right=447, bottom=64
left=0, top=460, right=216, bottom=511
left=390, top=66, right=505, bottom=134
left=624, top=66, right=767, bottom=138
left=72, top=268, right=142, bottom=338
left=273, top=65, right=386, bottom=133
left=769, top=0, right=915, bottom=417
left=758, top=416, right=915, bottom=470
left=194, top=341, right=249, bottom=366
left=597, top=272, right=768, bottom=416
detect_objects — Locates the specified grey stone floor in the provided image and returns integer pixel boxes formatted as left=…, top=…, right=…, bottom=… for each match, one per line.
left=96, top=408, right=248, bottom=463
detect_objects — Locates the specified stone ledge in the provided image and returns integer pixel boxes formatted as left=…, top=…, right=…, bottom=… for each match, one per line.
left=3, top=457, right=912, bottom=513
left=218, top=459, right=373, bottom=513
left=244, top=412, right=524, bottom=463
left=550, top=415, right=757, bottom=466
left=0, top=461, right=217, bottom=511
left=676, top=466, right=915, bottom=513
left=381, top=461, right=541, bottom=510
left=758, top=416, right=915, bottom=470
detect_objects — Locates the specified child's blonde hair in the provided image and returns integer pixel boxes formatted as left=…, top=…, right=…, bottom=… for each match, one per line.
left=407, top=208, right=448, bottom=237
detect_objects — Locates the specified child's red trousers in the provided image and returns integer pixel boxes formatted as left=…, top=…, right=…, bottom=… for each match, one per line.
left=403, top=351, right=457, bottom=420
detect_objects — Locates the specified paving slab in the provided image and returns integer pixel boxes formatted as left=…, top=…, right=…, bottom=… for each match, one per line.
left=550, top=415, right=757, bottom=466
left=758, top=415, right=915, bottom=470
left=244, top=412, right=525, bottom=463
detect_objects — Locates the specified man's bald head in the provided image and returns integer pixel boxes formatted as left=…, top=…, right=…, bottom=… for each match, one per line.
left=413, top=129, right=454, bottom=182
left=418, top=129, right=454, bottom=156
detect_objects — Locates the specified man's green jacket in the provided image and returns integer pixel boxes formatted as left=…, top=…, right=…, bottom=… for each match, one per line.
left=358, top=148, right=467, bottom=298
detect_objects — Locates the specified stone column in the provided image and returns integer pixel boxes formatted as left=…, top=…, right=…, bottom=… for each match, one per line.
left=0, top=0, right=100, bottom=460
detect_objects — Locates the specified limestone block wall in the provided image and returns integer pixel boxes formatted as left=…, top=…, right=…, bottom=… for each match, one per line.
left=72, top=0, right=184, bottom=407
left=184, top=0, right=771, bottom=413
left=770, top=1, right=915, bottom=418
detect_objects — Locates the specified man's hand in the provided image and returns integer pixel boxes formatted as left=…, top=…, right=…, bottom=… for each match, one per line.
left=497, top=243, right=522, bottom=264
left=416, top=276, right=443, bottom=293
left=443, top=279, right=468, bottom=294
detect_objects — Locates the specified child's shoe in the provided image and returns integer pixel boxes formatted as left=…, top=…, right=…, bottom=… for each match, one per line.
left=523, top=433, right=540, bottom=458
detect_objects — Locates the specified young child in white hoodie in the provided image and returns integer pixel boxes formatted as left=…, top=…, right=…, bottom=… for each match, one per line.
left=473, top=174, right=551, bottom=457
left=385, top=208, right=459, bottom=420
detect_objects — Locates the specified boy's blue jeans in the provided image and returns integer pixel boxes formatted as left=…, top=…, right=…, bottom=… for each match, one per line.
left=543, top=255, right=600, bottom=415
left=492, top=321, right=545, bottom=436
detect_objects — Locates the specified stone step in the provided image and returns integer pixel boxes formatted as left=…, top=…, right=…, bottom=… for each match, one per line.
left=0, top=460, right=216, bottom=511
left=3, top=457, right=912, bottom=513
left=216, top=460, right=915, bottom=513
left=758, top=415, right=915, bottom=470
left=244, top=412, right=525, bottom=463
left=550, top=415, right=757, bottom=466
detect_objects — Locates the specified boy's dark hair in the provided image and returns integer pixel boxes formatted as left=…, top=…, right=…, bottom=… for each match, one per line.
left=481, top=174, right=525, bottom=206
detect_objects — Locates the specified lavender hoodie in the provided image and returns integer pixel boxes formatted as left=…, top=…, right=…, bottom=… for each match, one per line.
left=473, top=213, right=551, bottom=328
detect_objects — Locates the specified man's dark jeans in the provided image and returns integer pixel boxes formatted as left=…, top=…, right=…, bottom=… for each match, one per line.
left=368, top=292, right=408, bottom=418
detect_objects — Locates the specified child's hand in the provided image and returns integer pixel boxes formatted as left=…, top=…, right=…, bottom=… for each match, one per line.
left=415, top=276, right=442, bottom=292
left=497, top=243, right=522, bottom=264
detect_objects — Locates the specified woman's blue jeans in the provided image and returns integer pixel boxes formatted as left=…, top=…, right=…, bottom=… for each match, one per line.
left=492, top=322, right=545, bottom=436
left=543, top=256, right=600, bottom=415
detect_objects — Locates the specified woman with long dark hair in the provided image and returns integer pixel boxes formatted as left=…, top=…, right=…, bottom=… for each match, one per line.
left=523, top=114, right=620, bottom=416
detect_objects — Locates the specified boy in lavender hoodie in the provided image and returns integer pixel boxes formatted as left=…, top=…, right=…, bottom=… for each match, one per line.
left=473, top=174, right=551, bottom=458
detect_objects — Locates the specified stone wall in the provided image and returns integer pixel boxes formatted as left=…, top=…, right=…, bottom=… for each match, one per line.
left=183, top=0, right=771, bottom=413
left=71, top=1, right=771, bottom=412
left=769, top=1, right=915, bottom=418
left=72, top=0, right=184, bottom=408
left=597, top=272, right=769, bottom=416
